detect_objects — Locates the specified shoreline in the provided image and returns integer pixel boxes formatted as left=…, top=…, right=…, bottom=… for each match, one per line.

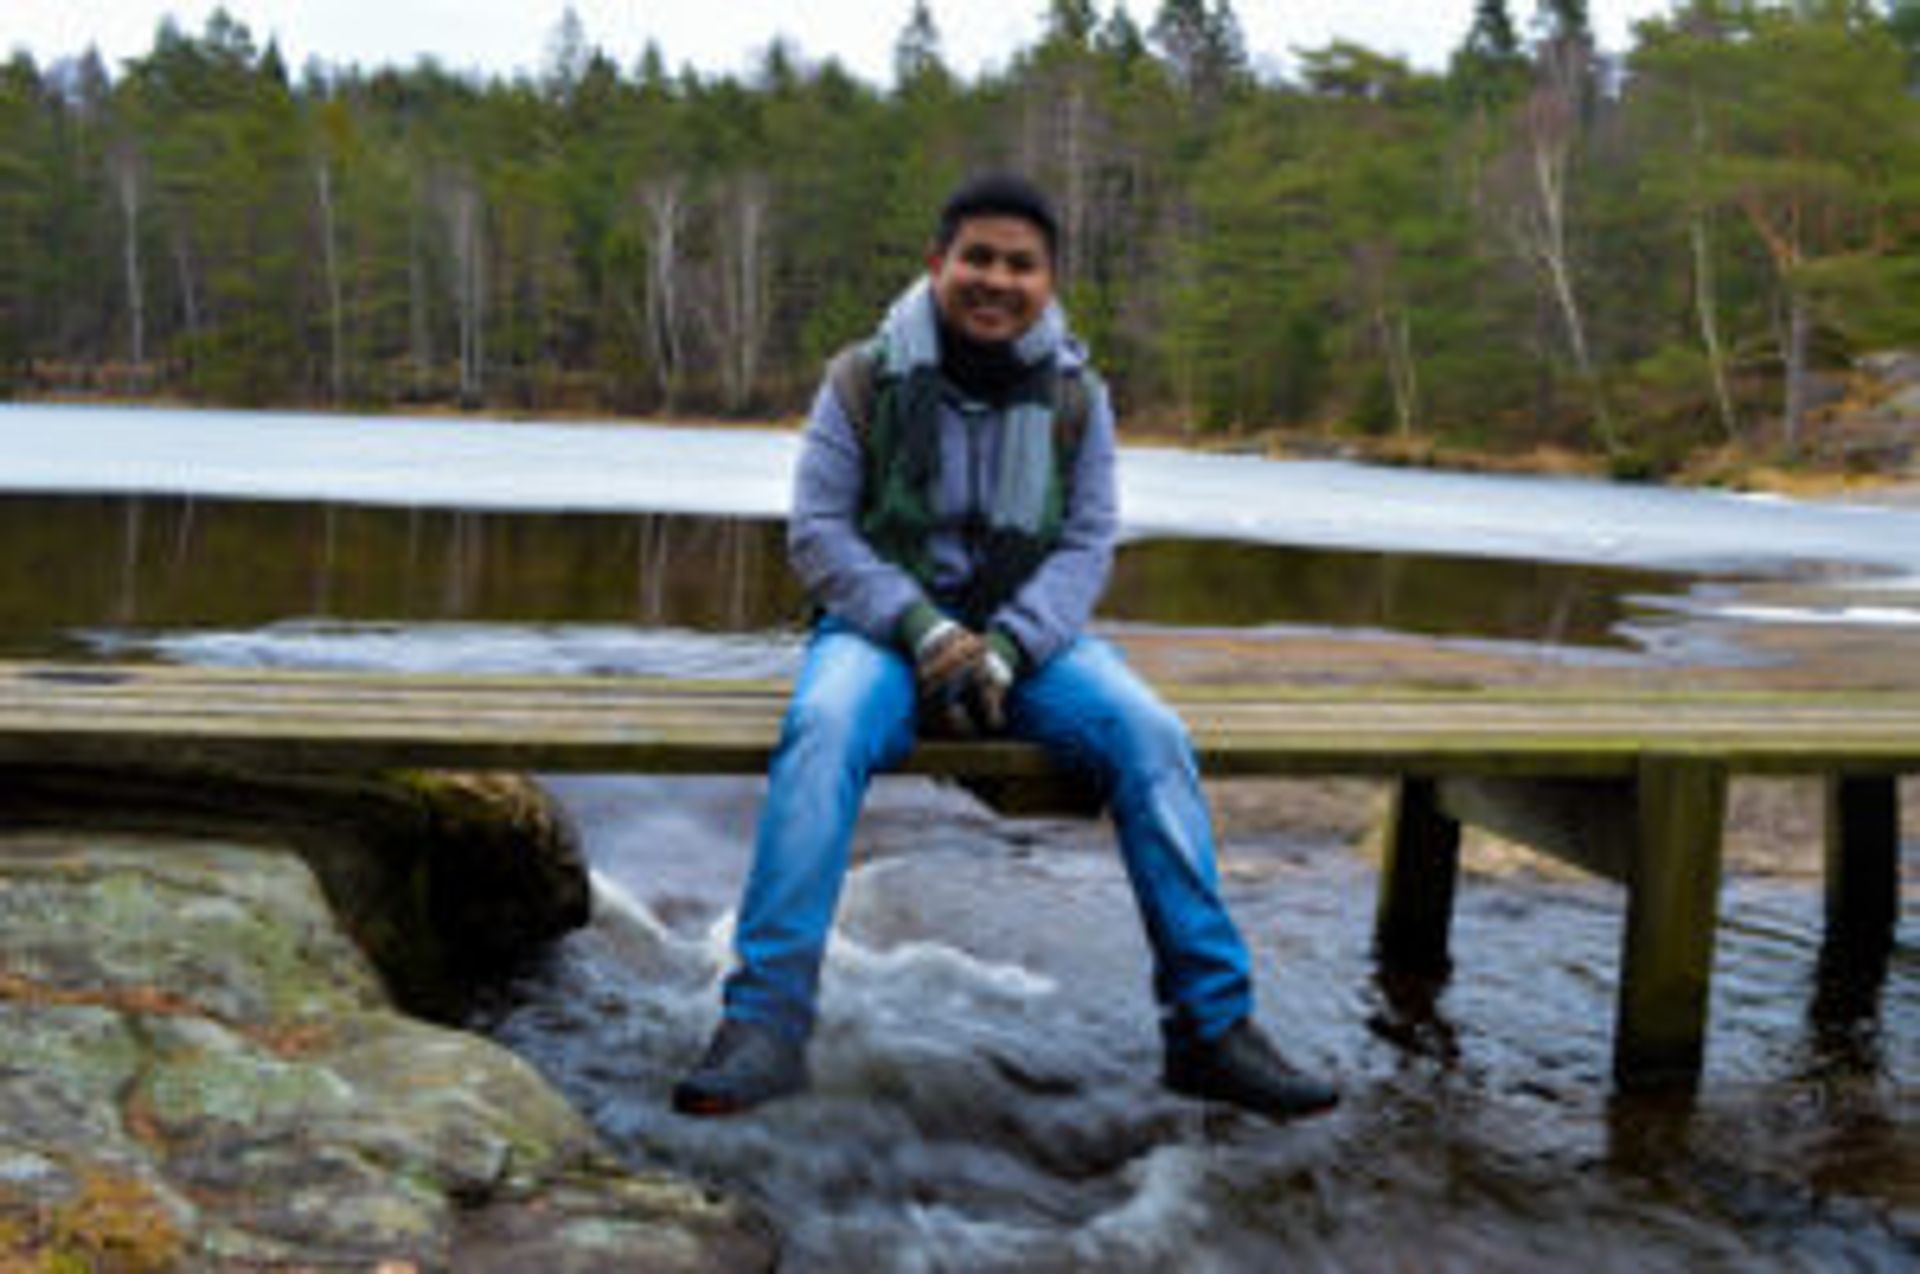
left=13, top=390, right=1918, bottom=502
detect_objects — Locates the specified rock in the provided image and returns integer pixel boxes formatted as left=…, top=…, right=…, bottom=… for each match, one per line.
left=0, top=831, right=775, bottom=1271
left=402, top=771, right=594, bottom=973
left=1857, top=349, right=1920, bottom=388
left=0, top=766, right=590, bottom=1012
left=1882, top=384, right=1920, bottom=420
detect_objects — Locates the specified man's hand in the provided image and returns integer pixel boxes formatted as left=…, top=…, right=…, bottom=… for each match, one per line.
left=914, top=622, right=988, bottom=737
left=912, top=620, right=1019, bottom=737
left=965, top=640, right=1014, bottom=735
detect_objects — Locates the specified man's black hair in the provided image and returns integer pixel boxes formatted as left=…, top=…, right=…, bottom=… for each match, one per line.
left=935, top=172, right=1060, bottom=262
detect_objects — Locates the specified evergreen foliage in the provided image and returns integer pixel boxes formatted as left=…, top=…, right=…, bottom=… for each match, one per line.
left=1, top=2, right=1917, bottom=469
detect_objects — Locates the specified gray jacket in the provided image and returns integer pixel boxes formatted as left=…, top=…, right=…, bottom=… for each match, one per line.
left=787, top=339, right=1118, bottom=669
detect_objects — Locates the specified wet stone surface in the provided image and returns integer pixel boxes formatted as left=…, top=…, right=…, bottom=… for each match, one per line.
left=0, top=831, right=774, bottom=1271
left=465, top=773, right=1919, bottom=1273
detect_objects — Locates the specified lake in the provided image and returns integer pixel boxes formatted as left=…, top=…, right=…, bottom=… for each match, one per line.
left=2, top=403, right=1914, bottom=1270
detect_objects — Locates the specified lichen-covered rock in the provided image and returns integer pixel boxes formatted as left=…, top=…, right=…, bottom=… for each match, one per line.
left=0, top=766, right=590, bottom=1011
left=0, top=831, right=775, bottom=1272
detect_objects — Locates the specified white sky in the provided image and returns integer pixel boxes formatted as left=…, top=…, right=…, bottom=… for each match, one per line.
left=8, top=2, right=1680, bottom=85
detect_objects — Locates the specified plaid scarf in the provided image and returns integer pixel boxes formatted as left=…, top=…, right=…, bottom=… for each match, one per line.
left=858, top=279, right=1073, bottom=626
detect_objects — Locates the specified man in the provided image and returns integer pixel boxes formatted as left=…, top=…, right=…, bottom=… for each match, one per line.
left=674, top=173, right=1337, bottom=1123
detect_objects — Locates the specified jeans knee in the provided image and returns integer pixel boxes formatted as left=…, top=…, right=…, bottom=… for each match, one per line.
left=1119, top=698, right=1197, bottom=778
left=781, top=693, right=862, bottom=760
left=779, top=679, right=910, bottom=778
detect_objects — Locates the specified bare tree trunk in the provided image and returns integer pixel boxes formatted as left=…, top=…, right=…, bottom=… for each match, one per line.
left=641, top=178, right=686, bottom=410
left=315, top=160, right=346, bottom=403
left=445, top=181, right=485, bottom=407
left=1377, top=304, right=1419, bottom=438
left=1528, top=135, right=1610, bottom=444
left=1685, top=96, right=1737, bottom=443
left=171, top=232, right=200, bottom=338
left=1018, top=68, right=1098, bottom=289
left=1690, top=211, right=1737, bottom=442
left=408, top=196, right=432, bottom=398
left=717, top=175, right=770, bottom=413
left=466, top=193, right=485, bottom=407
left=112, top=153, right=146, bottom=368
left=1503, top=38, right=1614, bottom=450
left=1781, top=289, right=1810, bottom=452
left=1736, top=187, right=1811, bottom=453
left=1061, top=81, right=1089, bottom=286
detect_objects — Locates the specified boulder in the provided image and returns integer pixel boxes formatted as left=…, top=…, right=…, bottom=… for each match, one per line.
left=0, top=767, right=590, bottom=1013
left=0, top=832, right=775, bottom=1270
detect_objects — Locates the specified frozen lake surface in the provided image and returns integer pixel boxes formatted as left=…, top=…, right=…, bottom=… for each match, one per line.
left=10, top=403, right=1920, bottom=586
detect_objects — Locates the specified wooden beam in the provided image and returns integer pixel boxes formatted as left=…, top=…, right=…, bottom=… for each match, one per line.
left=1824, top=775, right=1900, bottom=963
left=11, top=663, right=1920, bottom=779
left=1614, top=752, right=1728, bottom=1091
left=1436, top=776, right=1636, bottom=883
left=1376, top=777, right=1462, bottom=976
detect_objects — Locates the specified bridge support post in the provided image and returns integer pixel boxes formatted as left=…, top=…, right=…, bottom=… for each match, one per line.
left=1824, top=774, right=1899, bottom=964
left=1614, top=753, right=1727, bottom=1091
left=1377, top=776, right=1461, bottom=976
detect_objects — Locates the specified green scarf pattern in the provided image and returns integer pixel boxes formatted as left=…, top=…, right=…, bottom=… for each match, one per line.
left=857, top=280, right=1076, bottom=627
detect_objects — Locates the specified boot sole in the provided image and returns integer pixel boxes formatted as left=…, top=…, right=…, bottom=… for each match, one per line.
left=1164, top=1075, right=1341, bottom=1122
left=672, top=1078, right=808, bottom=1117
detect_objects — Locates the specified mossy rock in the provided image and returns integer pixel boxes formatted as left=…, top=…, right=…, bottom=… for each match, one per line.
left=0, top=830, right=774, bottom=1271
left=0, top=765, right=590, bottom=1013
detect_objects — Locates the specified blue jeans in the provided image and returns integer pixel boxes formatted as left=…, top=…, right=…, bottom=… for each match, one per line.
left=723, top=620, right=1254, bottom=1045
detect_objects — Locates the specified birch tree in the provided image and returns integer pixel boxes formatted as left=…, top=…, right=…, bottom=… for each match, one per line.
left=311, top=100, right=352, bottom=403
left=713, top=172, right=771, bottom=412
left=639, top=176, right=688, bottom=409
left=1630, top=4, right=1745, bottom=440
left=107, top=138, right=148, bottom=369
left=442, top=174, right=486, bottom=406
left=1494, top=25, right=1615, bottom=447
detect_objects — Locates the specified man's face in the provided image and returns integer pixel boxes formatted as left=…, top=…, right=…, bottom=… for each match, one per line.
left=927, top=214, right=1055, bottom=346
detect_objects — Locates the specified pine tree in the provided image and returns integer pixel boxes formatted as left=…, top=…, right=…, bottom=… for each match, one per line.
left=1046, top=0, right=1102, bottom=47
left=1890, top=0, right=1920, bottom=89
left=1097, top=4, right=1151, bottom=67
left=1469, top=0, right=1523, bottom=58
left=1452, top=0, right=1529, bottom=108
left=1535, top=0, right=1593, bottom=45
left=0, top=55, right=51, bottom=390
left=893, top=1, right=947, bottom=88
left=1149, top=0, right=1247, bottom=105
left=545, top=6, right=592, bottom=101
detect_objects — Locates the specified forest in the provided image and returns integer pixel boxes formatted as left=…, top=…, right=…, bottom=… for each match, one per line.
left=3, top=1, right=1919, bottom=474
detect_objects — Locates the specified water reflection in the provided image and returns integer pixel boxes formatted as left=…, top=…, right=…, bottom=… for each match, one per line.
left=0, top=494, right=1687, bottom=656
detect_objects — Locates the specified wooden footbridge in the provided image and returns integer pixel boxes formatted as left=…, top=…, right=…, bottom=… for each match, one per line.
left=0, top=660, right=1909, bottom=1091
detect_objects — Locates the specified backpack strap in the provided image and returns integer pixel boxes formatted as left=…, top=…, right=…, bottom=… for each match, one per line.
left=826, top=340, right=881, bottom=441
left=1055, top=365, right=1095, bottom=458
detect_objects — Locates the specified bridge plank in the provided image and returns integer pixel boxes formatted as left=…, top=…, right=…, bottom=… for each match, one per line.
left=7, top=662, right=1920, bottom=780
left=0, top=659, right=1910, bottom=1092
